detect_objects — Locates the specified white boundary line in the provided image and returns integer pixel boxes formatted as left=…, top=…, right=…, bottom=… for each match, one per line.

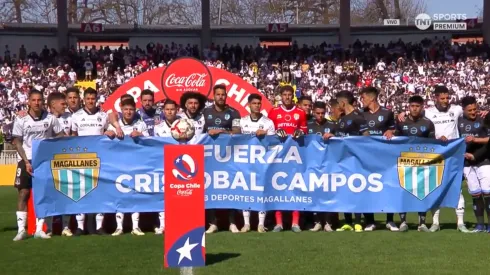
left=180, top=267, right=194, bottom=275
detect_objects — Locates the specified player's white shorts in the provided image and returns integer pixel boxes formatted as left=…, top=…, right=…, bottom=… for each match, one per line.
left=463, top=165, right=490, bottom=196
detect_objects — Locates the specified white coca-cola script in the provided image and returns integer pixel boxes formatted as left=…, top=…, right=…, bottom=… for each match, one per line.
left=177, top=189, right=193, bottom=196
left=165, top=73, right=207, bottom=88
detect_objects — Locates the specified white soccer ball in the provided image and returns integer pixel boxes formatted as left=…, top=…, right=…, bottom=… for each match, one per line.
left=171, top=118, right=195, bottom=141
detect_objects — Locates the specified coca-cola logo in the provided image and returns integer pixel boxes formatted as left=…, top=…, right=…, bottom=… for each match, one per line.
left=177, top=189, right=193, bottom=196
left=161, top=57, right=212, bottom=100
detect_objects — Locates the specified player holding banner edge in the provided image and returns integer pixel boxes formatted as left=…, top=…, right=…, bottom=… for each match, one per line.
left=268, top=85, right=307, bottom=233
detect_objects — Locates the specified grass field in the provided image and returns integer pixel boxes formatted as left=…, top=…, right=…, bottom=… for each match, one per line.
left=1, top=186, right=490, bottom=275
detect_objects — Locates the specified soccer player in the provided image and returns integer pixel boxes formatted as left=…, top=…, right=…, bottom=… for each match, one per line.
left=154, top=99, right=182, bottom=235
left=331, top=90, right=368, bottom=233
left=179, top=91, right=207, bottom=143
left=106, top=98, right=149, bottom=236
left=65, top=87, right=82, bottom=114
left=203, top=84, right=241, bottom=234
left=297, top=96, right=313, bottom=121
left=268, top=85, right=307, bottom=233
left=308, top=101, right=339, bottom=232
left=399, top=86, right=470, bottom=232
left=457, top=96, right=490, bottom=232
left=395, top=95, right=436, bottom=232
left=12, top=89, right=65, bottom=241
left=239, top=93, right=275, bottom=233
left=46, top=92, right=73, bottom=237
left=359, top=87, right=396, bottom=232
left=71, top=87, right=110, bottom=236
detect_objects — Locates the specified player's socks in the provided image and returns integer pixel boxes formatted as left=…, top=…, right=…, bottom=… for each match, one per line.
left=456, top=193, right=466, bottom=225
left=45, top=216, right=53, bottom=233
left=131, top=213, right=140, bottom=229
left=258, top=211, right=266, bottom=226
left=354, top=213, right=362, bottom=225
left=96, top=214, right=104, bottom=230
left=62, top=215, right=70, bottom=229
left=76, top=213, right=85, bottom=230
left=116, top=212, right=124, bottom=229
left=344, top=213, right=353, bottom=224
left=36, top=218, right=45, bottom=232
left=16, top=211, right=27, bottom=233
left=418, top=212, right=426, bottom=225
left=473, top=197, right=485, bottom=225
left=386, top=213, right=394, bottom=223
left=399, top=213, right=407, bottom=223
left=242, top=210, right=250, bottom=225
left=431, top=209, right=440, bottom=225
left=275, top=211, right=283, bottom=226
left=159, top=212, right=165, bottom=229
left=292, top=211, right=299, bottom=225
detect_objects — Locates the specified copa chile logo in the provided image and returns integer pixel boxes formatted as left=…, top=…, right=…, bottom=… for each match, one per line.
left=172, top=154, right=198, bottom=181
left=161, top=57, right=213, bottom=101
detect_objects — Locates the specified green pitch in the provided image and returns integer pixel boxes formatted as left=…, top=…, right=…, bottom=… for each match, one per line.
left=1, top=186, right=490, bottom=275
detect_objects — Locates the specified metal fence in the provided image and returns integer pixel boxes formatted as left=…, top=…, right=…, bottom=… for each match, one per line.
left=0, top=150, right=17, bottom=165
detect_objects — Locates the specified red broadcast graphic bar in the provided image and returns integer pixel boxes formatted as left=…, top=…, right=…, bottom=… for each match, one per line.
left=164, top=145, right=205, bottom=268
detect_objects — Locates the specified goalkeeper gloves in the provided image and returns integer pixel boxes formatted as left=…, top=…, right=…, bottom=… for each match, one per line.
left=276, top=129, right=287, bottom=138
left=293, top=129, right=304, bottom=138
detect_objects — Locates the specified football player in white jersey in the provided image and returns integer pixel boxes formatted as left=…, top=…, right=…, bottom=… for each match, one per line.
left=65, top=87, right=82, bottom=114
left=71, top=88, right=110, bottom=236
left=106, top=98, right=149, bottom=236
left=239, top=93, right=275, bottom=233
left=46, top=92, right=73, bottom=237
left=153, top=99, right=181, bottom=234
left=12, top=89, right=65, bottom=241
left=179, top=92, right=207, bottom=143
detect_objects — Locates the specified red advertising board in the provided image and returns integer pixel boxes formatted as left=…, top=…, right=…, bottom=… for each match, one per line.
left=164, top=145, right=205, bottom=268
left=102, top=57, right=273, bottom=117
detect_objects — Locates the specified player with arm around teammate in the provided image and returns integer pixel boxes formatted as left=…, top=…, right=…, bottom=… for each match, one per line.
left=457, top=96, right=490, bottom=233
left=395, top=95, right=436, bottom=232
left=106, top=98, right=149, bottom=236
left=268, top=85, right=307, bottom=233
left=308, top=100, right=339, bottom=232
left=203, top=85, right=242, bottom=234
left=12, top=89, right=65, bottom=241
left=239, top=93, right=275, bottom=233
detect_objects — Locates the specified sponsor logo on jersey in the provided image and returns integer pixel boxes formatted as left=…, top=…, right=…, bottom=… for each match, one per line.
left=51, top=147, right=100, bottom=202
left=368, top=120, right=375, bottom=127
left=161, top=57, right=212, bottom=100
left=397, top=147, right=444, bottom=200
left=215, top=118, right=221, bottom=125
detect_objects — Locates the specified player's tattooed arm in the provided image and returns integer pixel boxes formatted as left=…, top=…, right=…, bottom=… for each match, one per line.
left=12, top=137, right=28, bottom=163
left=108, top=112, right=124, bottom=138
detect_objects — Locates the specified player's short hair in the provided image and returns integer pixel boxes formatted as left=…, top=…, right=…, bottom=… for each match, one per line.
left=47, top=92, right=66, bottom=107
left=360, top=87, right=379, bottom=98
left=433, top=86, right=449, bottom=96
left=83, top=87, right=97, bottom=97
left=335, top=90, right=355, bottom=105
left=180, top=91, right=207, bottom=112
left=121, top=98, right=136, bottom=108
left=140, top=89, right=154, bottom=99
left=164, top=99, right=178, bottom=108
left=461, top=96, right=477, bottom=108
left=312, top=101, right=326, bottom=110
left=120, top=94, right=133, bottom=102
left=248, top=93, right=262, bottom=103
left=28, top=89, right=43, bottom=98
left=280, top=85, right=294, bottom=94
left=329, top=99, right=339, bottom=107
left=213, top=84, right=227, bottom=93
left=64, top=87, right=80, bottom=97
left=298, top=96, right=313, bottom=104
left=408, top=95, right=424, bottom=105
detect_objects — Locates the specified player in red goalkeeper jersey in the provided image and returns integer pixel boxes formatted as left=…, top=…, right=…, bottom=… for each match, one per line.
left=268, top=85, right=307, bottom=233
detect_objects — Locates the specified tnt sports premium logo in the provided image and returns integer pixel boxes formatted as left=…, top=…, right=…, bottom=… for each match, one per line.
left=397, top=147, right=445, bottom=200
left=172, top=154, right=198, bottom=182
left=415, top=13, right=432, bottom=30
left=51, top=147, right=100, bottom=201
left=161, top=57, right=213, bottom=100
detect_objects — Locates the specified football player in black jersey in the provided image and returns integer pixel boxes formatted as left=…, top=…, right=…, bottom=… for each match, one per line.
left=298, top=96, right=313, bottom=122
left=330, top=90, right=368, bottom=233
left=360, top=87, right=396, bottom=231
left=204, top=84, right=241, bottom=234
left=458, top=96, right=490, bottom=232
left=395, top=95, right=435, bottom=232
left=308, top=101, right=338, bottom=232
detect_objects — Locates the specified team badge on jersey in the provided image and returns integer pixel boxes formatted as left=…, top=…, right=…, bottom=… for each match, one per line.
left=397, top=147, right=445, bottom=200
left=346, top=120, right=352, bottom=125
left=378, top=115, right=384, bottom=122
left=207, top=114, right=212, bottom=119
left=97, top=117, right=102, bottom=122
left=325, top=128, right=330, bottom=133
left=294, top=114, right=299, bottom=120
left=44, top=122, right=49, bottom=128
left=420, top=126, right=426, bottom=132
left=475, top=122, right=480, bottom=128
left=224, top=114, right=230, bottom=120
left=51, top=147, right=100, bottom=202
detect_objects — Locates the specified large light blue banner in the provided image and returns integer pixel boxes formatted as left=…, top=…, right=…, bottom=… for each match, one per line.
left=32, top=135, right=465, bottom=218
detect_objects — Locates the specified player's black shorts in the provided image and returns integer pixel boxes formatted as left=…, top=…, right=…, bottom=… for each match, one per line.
left=14, top=159, right=32, bottom=190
